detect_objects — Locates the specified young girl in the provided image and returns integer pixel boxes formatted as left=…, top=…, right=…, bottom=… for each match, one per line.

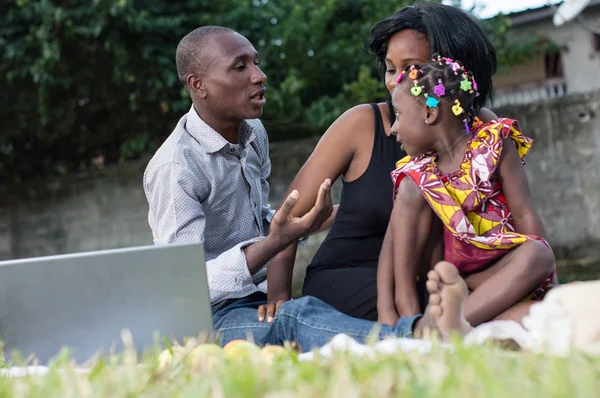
left=377, top=55, right=556, bottom=327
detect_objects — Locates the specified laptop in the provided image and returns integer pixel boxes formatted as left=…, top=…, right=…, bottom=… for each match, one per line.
left=0, top=243, right=213, bottom=364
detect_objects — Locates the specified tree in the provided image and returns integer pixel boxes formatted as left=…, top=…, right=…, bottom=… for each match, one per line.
left=0, top=0, right=550, bottom=182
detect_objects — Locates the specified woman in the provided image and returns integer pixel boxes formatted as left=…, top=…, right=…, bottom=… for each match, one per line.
left=268, top=3, right=499, bottom=322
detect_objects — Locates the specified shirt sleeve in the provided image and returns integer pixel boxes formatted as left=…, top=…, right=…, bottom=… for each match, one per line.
left=144, top=161, right=264, bottom=304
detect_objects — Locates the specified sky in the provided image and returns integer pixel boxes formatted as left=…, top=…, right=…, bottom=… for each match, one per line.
left=455, top=0, right=563, bottom=18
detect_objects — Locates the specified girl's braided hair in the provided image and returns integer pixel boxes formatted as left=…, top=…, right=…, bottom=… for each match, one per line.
left=399, top=54, right=483, bottom=132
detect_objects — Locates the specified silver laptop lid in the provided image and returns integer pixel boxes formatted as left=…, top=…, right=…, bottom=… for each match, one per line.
left=0, top=243, right=212, bottom=364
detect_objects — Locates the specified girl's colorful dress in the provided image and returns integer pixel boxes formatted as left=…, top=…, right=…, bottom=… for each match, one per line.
left=390, top=118, right=554, bottom=299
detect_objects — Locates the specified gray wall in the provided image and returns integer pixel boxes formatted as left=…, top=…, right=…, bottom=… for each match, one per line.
left=499, top=91, right=600, bottom=280
left=2, top=92, right=600, bottom=295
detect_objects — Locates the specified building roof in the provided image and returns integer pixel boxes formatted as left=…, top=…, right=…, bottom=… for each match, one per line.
left=507, top=0, right=600, bottom=25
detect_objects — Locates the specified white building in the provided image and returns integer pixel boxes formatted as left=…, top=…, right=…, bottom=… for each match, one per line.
left=493, top=0, right=600, bottom=107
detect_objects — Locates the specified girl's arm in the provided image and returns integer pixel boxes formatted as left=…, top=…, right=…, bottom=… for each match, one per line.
left=497, top=139, right=547, bottom=238
left=377, top=223, right=399, bottom=325
left=391, top=178, right=432, bottom=318
left=461, top=138, right=556, bottom=325
left=464, top=138, right=548, bottom=292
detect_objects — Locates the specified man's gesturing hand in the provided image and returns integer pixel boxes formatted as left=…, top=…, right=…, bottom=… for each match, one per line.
left=269, top=179, right=333, bottom=247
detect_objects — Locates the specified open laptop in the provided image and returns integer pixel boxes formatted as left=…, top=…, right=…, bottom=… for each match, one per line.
left=0, top=243, right=213, bottom=364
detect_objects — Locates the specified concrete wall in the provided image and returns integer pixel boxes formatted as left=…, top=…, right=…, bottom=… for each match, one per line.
left=2, top=92, right=600, bottom=295
left=499, top=91, right=600, bottom=280
left=0, top=137, right=340, bottom=297
left=0, top=161, right=152, bottom=260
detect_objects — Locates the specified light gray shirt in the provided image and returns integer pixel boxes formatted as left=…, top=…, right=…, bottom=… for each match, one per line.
left=144, top=105, right=274, bottom=305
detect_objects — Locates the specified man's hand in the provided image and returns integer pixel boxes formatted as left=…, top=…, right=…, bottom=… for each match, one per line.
left=243, top=179, right=332, bottom=275
left=269, top=179, right=333, bottom=247
left=258, top=299, right=288, bottom=323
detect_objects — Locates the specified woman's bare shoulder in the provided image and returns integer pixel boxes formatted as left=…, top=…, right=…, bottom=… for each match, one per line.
left=330, top=103, right=375, bottom=128
left=321, top=102, right=382, bottom=144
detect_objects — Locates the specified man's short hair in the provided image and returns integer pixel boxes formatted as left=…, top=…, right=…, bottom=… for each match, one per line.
left=175, top=26, right=234, bottom=90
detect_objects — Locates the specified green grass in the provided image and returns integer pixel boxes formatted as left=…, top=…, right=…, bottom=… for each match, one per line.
left=1, top=338, right=599, bottom=398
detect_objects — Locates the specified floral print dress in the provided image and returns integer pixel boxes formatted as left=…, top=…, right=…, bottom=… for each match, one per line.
left=391, top=118, right=554, bottom=299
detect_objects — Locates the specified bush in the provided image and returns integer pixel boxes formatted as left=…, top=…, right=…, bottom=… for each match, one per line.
left=0, top=0, right=549, bottom=182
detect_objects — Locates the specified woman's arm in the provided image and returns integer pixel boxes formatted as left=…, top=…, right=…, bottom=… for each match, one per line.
left=260, top=242, right=298, bottom=322
left=261, top=105, right=375, bottom=319
left=279, top=104, right=376, bottom=216
left=260, top=204, right=339, bottom=322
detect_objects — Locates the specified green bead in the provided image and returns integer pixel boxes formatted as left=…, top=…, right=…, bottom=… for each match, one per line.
left=460, top=79, right=472, bottom=91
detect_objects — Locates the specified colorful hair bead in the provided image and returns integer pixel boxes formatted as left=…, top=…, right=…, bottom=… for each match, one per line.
left=460, top=77, right=473, bottom=92
left=433, top=79, right=446, bottom=97
left=408, top=66, right=419, bottom=80
left=408, top=54, right=481, bottom=125
left=426, top=95, right=439, bottom=108
left=396, top=72, right=404, bottom=84
left=452, top=99, right=464, bottom=116
left=410, top=81, right=423, bottom=96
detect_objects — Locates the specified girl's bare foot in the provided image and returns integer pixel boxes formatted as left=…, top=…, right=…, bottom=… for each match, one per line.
left=414, top=261, right=473, bottom=341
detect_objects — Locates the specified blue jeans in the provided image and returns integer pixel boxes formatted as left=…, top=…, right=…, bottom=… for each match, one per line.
left=212, top=292, right=421, bottom=353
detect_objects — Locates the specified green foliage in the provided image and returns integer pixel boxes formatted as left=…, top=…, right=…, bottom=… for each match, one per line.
left=0, top=0, right=552, bottom=182
left=203, top=0, right=407, bottom=139
left=1, top=0, right=248, bottom=181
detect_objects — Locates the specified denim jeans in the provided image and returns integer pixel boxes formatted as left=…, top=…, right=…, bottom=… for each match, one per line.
left=212, top=292, right=421, bottom=352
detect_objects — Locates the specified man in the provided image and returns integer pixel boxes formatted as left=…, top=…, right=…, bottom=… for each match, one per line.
left=144, top=26, right=471, bottom=350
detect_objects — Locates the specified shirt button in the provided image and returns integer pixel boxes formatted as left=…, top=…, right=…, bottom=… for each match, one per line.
left=253, top=202, right=257, bottom=208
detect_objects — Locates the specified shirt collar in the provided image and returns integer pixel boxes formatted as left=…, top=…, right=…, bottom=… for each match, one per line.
left=185, top=105, right=256, bottom=154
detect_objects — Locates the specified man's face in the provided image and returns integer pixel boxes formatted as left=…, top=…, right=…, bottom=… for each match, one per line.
left=200, top=32, right=267, bottom=121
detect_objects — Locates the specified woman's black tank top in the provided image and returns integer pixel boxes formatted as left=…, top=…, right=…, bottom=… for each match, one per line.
left=302, top=102, right=407, bottom=320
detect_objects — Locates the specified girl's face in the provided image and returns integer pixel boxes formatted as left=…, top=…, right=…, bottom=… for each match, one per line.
left=390, top=80, right=434, bottom=157
left=384, top=30, right=430, bottom=96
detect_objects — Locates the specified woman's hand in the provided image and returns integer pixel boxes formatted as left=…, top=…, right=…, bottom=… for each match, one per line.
left=258, top=299, right=288, bottom=323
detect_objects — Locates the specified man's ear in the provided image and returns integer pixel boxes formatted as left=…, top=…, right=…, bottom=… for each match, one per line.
left=187, top=75, right=207, bottom=99
left=424, top=105, right=440, bottom=125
